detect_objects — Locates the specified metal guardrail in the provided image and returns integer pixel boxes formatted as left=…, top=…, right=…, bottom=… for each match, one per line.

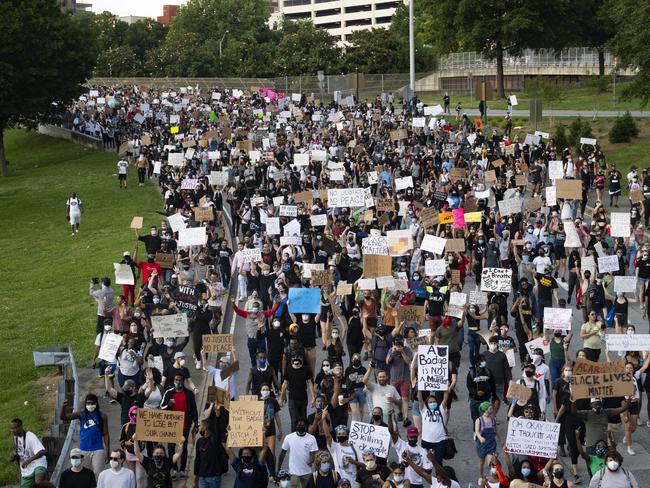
left=32, top=346, right=80, bottom=486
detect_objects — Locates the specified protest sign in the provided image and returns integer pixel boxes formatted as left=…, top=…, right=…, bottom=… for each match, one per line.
left=113, top=263, right=135, bottom=285
left=155, top=252, right=173, bottom=269
left=209, top=171, right=228, bottom=186
left=465, top=211, right=483, bottom=223
left=610, top=212, right=631, bottom=237
left=445, top=239, right=466, bottom=253
left=202, top=334, right=234, bottom=353
left=363, top=254, right=392, bottom=278
left=390, top=129, right=408, bottom=141
left=480, top=268, right=512, bottom=293
left=357, top=278, right=376, bottom=290
left=301, top=263, right=324, bottom=279
left=207, top=387, right=230, bottom=409
left=399, top=305, right=426, bottom=324
left=178, top=227, right=207, bottom=247
left=311, top=269, right=333, bottom=286
left=283, top=219, right=301, bottom=236
left=574, top=359, right=626, bottom=375
left=376, top=276, right=395, bottom=289
left=417, top=345, right=449, bottom=391
left=136, top=409, right=185, bottom=444
left=279, top=205, right=297, bottom=217
left=545, top=186, right=557, bottom=206
left=193, top=207, right=213, bottom=222
left=362, top=236, right=389, bottom=255
left=375, top=198, right=394, bottom=212
left=452, top=208, right=465, bottom=227
left=310, top=214, right=327, bottom=227
left=419, top=208, right=438, bottom=227
left=98, top=333, right=122, bottom=362
left=631, top=190, right=644, bottom=204
left=242, top=248, right=262, bottom=263
left=336, top=282, right=353, bottom=295
left=220, top=360, right=240, bottom=381
left=524, top=196, right=542, bottom=212
left=524, top=337, right=550, bottom=356
left=175, top=284, right=199, bottom=316
left=570, top=371, right=634, bottom=399
left=327, top=188, right=366, bottom=207
left=387, top=230, right=413, bottom=256
left=167, top=213, right=186, bottom=233
left=265, top=217, right=280, bottom=235
left=543, top=308, right=572, bottom=330
left=614, top=276, right=637, bottom=293
left=605, top=333, right=650, bottom=351
left=226, top=400, right=264, bottom=448
left=438, top=212, right=453, bottom=224
left=148, top=355, right=164, bottom=375
left=151, top=314, right=189, bottom=338
left=548, top=161, right=564, bottom=180
left=449, top=292, right=467, bottom=306
left=420, top=234, right=446, bottom=254
left=451, top=269, right=461, bottom=285
left=580, top=137, right=597, bottom=145
left=597, top=255, right=619, bottom=273
left=395, top=176, right=414, bottom=191
left=288, top=288, right=321, bottom=314
left=130, top=216, right=143, bottom=229
left=469, top=290, right=489, bottom=305
left=506, top=381, right=533, bottom=403
left=555, top=179, right=582, bottom=199
left=498, top=197, right=522, bottom=216
left=349, top=421, right=391, bottom=458
left=505, top=418, right=560, bottom=458
left=425, top=259, right=447, bottom=276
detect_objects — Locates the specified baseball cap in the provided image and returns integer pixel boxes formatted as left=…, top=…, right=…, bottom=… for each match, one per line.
left=174, top=351, right=186, bottom=359
left=70, top=448, right=83, bottom=458
left=406, top=426, right=419, bottom=436
left=123, top=251, right=131, bottom=257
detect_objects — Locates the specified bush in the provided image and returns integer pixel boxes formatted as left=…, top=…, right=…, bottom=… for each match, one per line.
left=553, top=123, right=570, bottom=150
left=583, top=75, right=609, bottom=94
left=523, top=77, right=566, bottom=103
left=609, top=111, right=639, bottom=143
left=569, top=116, right=593, bottom=147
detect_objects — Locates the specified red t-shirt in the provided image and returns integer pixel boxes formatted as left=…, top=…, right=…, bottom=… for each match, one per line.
left=172, top=390, right=188, bottom=428
left=138, top=261, right=161, bottom=284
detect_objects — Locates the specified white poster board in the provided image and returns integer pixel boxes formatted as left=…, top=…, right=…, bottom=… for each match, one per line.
left=543, top=308, right=572, bottom=330
left=506, top=418, right=560, bottom=458
left=480, top=268, right=512, bottom=293
left=349, top=421, right=390, bottom=458
left=597, top=255, right=619, bottom=273
left=113, top=263, right=135, bottom=285
left=417, top=345, right=449, bottom=391
left=614, top=276, right=637, bottom=293
left=327, top=188, right=366, bottom=208
left=98, top=333, right=122, bottom=362
left=178, top=227, right=207, bottom=247
left=151, top=314, right=189, bottom=338
left=605, top=334, right=650, bottom=352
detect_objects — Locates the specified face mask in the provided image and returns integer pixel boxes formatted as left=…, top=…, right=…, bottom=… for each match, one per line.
left=372, top=414, right=382, bottom=422
left=179, top=359, right=185, bottom=366
left=490, top=467, right=497, bottom=475
left=488, top=344, right=497, bottom=352
left=281, top=481, right=290, bottom=488
left=521, top=467, right=531, bottom=477
left=479, top=239, right=484, bottom=245
left=352, top=359, right=361, bottom=367
left=241, top=455, right=253, bottom=464
left=607, top=460, right=619, bottom=471
left=365, top=460, right=376, bottom=470
left=321, top=462, right=330, bottom=472
left=70, top=458, right=82, bottom=468
left=296, top=425, right=306, bottom=435
left=153, top=455, right=164, bottom=468
left=532, top=354, right=542, bottom=365
left=595, top=446, right=606, bottom=457
left=479, top=361, right=487, bottom=368
left=553, top=468, right=564, bottom=479
left=337, top=435, right=348, bottom=443
left=153, top=297, right=160, bottom=305
left=525, top=370, right=534, bottom=378
left=273, top=321, right=281, bottom=329
left=257, top=359, right=266, bottom=368
left=332, top=332, right=339, bottom=339
left=86, top=404, right=96, bottom=412
left=174, top=382, right=183, bottom=391
left=407, top=438, right=418, bottom=447
left=110, top=460, right=120, bottom=469
left=261, top=390, right=270, bottom=399
left=627, top=329, right=635, bottom=335
left=104, top=325, right=112, bottom=332
left=563, top=371, right=572, bottom=378
left=593, top=406, right=602, bottom=413
left=147, top=258, right=155, bottom=264
left=393, top=474, right=404, bottom=482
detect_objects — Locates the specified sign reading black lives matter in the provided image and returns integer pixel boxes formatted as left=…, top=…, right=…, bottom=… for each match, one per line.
left=480, top=267, right=512, bottom=293
left=175, top=284, right=199, bottom=316
left=417, top=345, right=449, bottom=391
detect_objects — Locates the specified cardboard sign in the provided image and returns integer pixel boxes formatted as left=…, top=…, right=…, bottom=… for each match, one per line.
left=98, top=333, right=122, bottom=362
left=574, top=359, right=626, bottom=375
left=226, top=400, right=264, bottom=447
left=525, top=197, right=542, bottom=212
left=311, top=269, right=333, bottom=286
left=336, top=282, right=353, bottom=295
left=484, top=170, right=497, bottom=182
left=113, top=263, right=135, bottom=285
left=349, top=421, right=391, bottom=458
left=155, top=252, right=174, bottom=269
left=420, top=207, right=439, bottom=227
left=449, top=168, right=467, bottom=180
left=543, top=308, right=572, bottom=330
left=445, top=238, right=466, bottom=253
left=375, top=198, right=394, bottom=212
left=193, top=207, right=213, bottom=222
left=605, top=333, right=650, bottom=351
left=555, top=179, right=582, bottom=199
left=207, top=386, right=231, bottom=409
left=136, top=409, right=184, bottom=444
left=498, top=197, right=522, bottom=216
left=480, top=268, right=512, bottom=293
left=130, top=216, right=143, bottom=229
left=202, top=334, right=234, bottom=353
left=451, top=269, right=461, bottom=284
left=417, top=345, right=449, bottom=391
left=363, top=254, right=392, bottom=278
left=438, top=212, right=453, bottom=224
left=505, top=418, right=560, bottom=459
left=151, top=314, right=189, bottom=338
left=390, top=129, right=408, bottom=141
left=506, top=381, right=533, bottom=403
left=328, top=188, right=366, bottom=208
left=220, top=360, right=240, bottom=381
left=398, top=305, right=426, bottom=324
left=630, top=189, right=644, bottom=204
left=570, top=371, right=634, bottom=400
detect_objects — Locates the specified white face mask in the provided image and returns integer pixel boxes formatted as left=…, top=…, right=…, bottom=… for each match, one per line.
left=260, top=390, right=270, bottom=399
left=607, top=460, right=619, bottom=471
left=488, top=344, right=498, bottom=352
left=110, top=460, right=120, bottom=469
left=70, top=458, right=82, bottom=468
left=86, top=404, right=96, bottom=412
left=179, top=359, right=186, bottom=366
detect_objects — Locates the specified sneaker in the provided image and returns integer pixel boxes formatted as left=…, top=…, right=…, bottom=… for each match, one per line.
left=195, top=359, right=202, bottom=370
left=171, top=470, right=177, bottom=480
left=627, top=445, right=636, bottom=456
left=403, top=418, right=412, bottom=428
left=109, top=398, right=117, bottom=404
left=397, top=413, right=404, bottom=422
left=178, top=471, right=187, bottom=479
left=637, top=417, right=642, bottom=426
left=646, top=420, right=650, bottom=428
left=622, top=437, right=627, bottom=444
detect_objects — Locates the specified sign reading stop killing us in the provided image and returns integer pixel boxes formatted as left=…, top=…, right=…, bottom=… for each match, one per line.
left=417, top=345, right=449, bottom=391
left=349, top=421, right=390, bottom=458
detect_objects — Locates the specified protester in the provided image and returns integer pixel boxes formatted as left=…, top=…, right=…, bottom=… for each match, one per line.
left=9, top=419, right=47, bottom=488
left=58, top=448, right=97, bottom=488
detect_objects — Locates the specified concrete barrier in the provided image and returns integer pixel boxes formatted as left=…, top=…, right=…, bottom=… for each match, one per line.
left=37, top=124, right=111, bottom=152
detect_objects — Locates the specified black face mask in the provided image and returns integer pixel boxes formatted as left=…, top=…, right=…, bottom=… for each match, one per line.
left=525, top=370, right=534, bottom=378
left=241, top=455, right=253, bottom=464
left=372, top=414, right=382, bottom=422
left=337, top=436, right=348, bottom=443
left=147, top=258, right=155, bottom=264
left=553, top=469, right=564, bottom=479
left=407, top=439, right=418, bottom=447
left=352, top=360, right=361, bottom=367
left=296, top=425, right=307, bottom=435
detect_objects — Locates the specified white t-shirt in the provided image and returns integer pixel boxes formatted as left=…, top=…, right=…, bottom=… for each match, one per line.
left=394, top=438, right=433, bottom=485
left=67, top=197, right=82, bottom=215
left=432, top=479, right=461, bottom=488
left=330, top=441, right=359, bottom=482
left=281, top=432, right=318, bottom=476
left=206, top=366, right=236, bottom=399
left=15, top=432, right=47, bottom=477
left=532, top=255, right=552, bottom=274
left=421, top=405, right=447, bottom=443
left=367, top=383, right=400, bottom=422
left=117, top=160, right=129, bottom=174
left=97, top=467, right=136, bottom=488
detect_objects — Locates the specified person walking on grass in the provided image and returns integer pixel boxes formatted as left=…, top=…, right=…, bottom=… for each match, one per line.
left=67, top=191, right=83, bottom=235
left=117, top=157, right=129, bottom=188
left=9, top=418, right=47, bottom=488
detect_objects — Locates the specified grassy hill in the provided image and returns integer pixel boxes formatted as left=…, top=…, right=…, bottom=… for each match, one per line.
left=0, top=129, right=160, bottom=485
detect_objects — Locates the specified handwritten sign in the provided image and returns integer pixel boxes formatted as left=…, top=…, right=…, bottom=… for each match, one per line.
left=425, top=259, right=446, bottom=276
left=506, top=381, right=533, bottom=403
left=98, top=333, right=122, bottom=362
left=336, top=282, right=353, bottom=295
left=349, top=421, right=390, bottom=458
left=363, top=254, right=392, bottom=278
left=327, top=188, right=366, bottom=208
left=362, top=236, right=389, bottom=255
left=202, top=334, right=234, bottom=353
left=130, top=216, right=143, bottom=229
left=614, top=276, right=637, bottom=293
left=610, top=212, right=631, bottom=237
left=469, top=291, right=488, bottom=305
left=417, top=345, right=449, bottom=391
left=226, top=400, right=264, bottom=447
left=193, top=207, right=213, bottom=222
left=136, top=409, right=184, bottom=444
left=506, top=418, right=560, bottom=458
left=543, top=308, right=572, bottom=330
left=574, top=359, right=626, bottom=375
left=155, top=252, right=174, bottom=269
left=555, top=179, right=582, bottom=200
left=175, top=284, right=199, bottom=316
left=498, top=197, right=522, bottom=216
left=113, top=263, right=135, bottom=285
left=480, top=268, right=512, bottom=293
left=597, top=255, right=619, bottom=273
left=177, top=227, right=207, bottom=247
left=151, top=314, right=189, bottom=338
left=399, top=305, right=426, bottom=324
left=242, top=247, right=262, bottom=263
left=207, top=386, right=230, bottom=409
left=605, top=333, right=650, bottom=351
left=525, top=337, right=550, bottom=356
left=570, top=371, right=634, bottom=400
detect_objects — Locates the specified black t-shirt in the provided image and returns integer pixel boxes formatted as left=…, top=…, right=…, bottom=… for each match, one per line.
left=356, top=465, right=392, bottom=488
left=344, top=365, right=367, bottom=389
left=297, top=318, right=318, bottom=348
left=638, top=257, right=650, bottom=278
left=116, top=392, right=141, bottom=426
left=142, top=456, right=173, bottom=488
left=59, top=467, right=97, bottom=488
left=218, top=247, right=232, bottom=267
left=138, top=234, right=162, bottom=254
left=284, top=365, right=312, bottom=401
left=568, top=253, right=581, bottom=270
left=163, top=365, right=190, bottom=383
left=427, top=291, right=445, bottom=316
left=536, top=273, right=558, bottom=301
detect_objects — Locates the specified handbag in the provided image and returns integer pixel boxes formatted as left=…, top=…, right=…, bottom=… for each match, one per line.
left=442, top=419, right=457, bottom=459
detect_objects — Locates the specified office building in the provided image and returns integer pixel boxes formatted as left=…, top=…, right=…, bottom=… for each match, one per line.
left=157, top=4, right=181, bottom=26
left=60, top=0, right=91, bottom=15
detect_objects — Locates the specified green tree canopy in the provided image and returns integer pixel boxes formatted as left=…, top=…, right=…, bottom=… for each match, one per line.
left=273, top=20, right=341, bottom=76
left=0, top=0, right=95, bottom=176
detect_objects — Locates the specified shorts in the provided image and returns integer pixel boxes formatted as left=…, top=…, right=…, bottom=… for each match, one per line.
left=607, top=422, right=621, bottom=440
left=21, top=466, right=47, bottom=488
left=118, top=173, right=127, bottom=180
left=69, top=212, right=80, bottom=225
left=629, top=401, right=641, bottom=415
left=495, top=383, right=505, bottom=402
left=349, top=387, right=367, bottom=405
left=391, top=380, right=410, bottom=398
left=638, top=277, right=649, bottom=285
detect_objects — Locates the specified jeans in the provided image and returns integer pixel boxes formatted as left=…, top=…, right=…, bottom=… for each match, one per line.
left=220, top=263, right=231, bottom=288
left=456, top=327, right=464, bottom=350
left=247, top=337, right=259, bottom=364
left=288, top=399, right=308, bottom=430
left=538, top=298, right=552, bottom=321
left=138, top=167, right=146, bottom=184
left=628, top=243, right=638, bottom=275
left=421, top=439, right=446, bottom=465
left=468, top=331, right=481, bottom=365
left=549, top=358, right=565, bottom=385
left=199, top=476, right=222, bottom=488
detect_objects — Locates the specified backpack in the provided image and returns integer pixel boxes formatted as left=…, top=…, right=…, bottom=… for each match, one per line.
left=595, top=466, right=632, bottom=488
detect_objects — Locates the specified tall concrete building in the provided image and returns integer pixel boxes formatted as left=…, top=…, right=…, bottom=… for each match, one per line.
left=275, top=0, right=406, bottom=43
left=60, top=0, right=91, bottom=15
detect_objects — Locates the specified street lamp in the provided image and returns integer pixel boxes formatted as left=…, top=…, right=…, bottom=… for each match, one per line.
left=409, top=0, right=415, bottom=100
left=219, top=30, right=229, bottom=58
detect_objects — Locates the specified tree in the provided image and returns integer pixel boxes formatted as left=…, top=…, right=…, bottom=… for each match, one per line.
left=421, top=0, right=580, bottom=98
left=390, top=3, right=436, bottom=73
left=274, top=20, right=341, bottom=76
left=608, top=0, right=650, bottom=106
left=95, top=45, right=139, bottom=77
left=0, top=0, right=95, bottom=177
left=342, top=28, right=404, bottom=74
left=577, top=0, right=615, bottom=76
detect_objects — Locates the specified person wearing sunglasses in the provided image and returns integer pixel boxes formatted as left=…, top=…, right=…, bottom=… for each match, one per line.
left=96, top=449, right=135, bottom=488
left=59, top=448, right=97, bottom=488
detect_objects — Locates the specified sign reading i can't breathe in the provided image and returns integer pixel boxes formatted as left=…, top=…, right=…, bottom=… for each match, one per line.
left=480, top=268, right=512, bottom=293
left=417, top=345, right=449, bottom=391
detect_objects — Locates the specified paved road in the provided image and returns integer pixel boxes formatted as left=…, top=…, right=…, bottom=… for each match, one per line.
left=443, top=109, right=650, bottom=118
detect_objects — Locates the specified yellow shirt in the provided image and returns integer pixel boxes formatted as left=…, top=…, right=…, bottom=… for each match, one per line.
left=581, top=321, right=602, bottom=349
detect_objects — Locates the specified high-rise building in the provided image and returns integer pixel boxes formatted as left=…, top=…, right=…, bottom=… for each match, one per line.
left=60, top=0, right=91, bottom=15
left=157, top=4, right=181, bottom=26
left=275, top=0, right=406, bottom=43
left=119, top=15, right=150, bottom=25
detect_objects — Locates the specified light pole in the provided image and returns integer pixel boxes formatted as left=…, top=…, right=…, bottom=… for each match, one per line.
left=219, top=30, right=229, bottom=58
left=409, top=0, right=415, bottom=100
